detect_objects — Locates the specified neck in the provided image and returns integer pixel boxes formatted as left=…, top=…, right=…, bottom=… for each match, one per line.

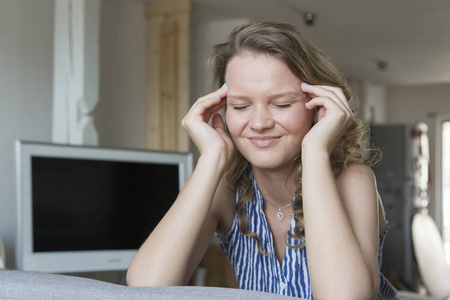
left=252, top=164, right=297, bottom=206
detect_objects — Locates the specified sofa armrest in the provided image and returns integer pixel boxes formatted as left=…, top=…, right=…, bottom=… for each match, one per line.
left=0, top=270, right=298, bottom=300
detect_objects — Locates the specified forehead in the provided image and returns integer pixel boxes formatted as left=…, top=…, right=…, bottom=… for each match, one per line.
left=225, top=54, right=302, bottom=95
left=226, top=54, right=290, bottom=76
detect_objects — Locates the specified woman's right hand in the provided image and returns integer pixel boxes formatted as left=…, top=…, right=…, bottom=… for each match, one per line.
left=128, top=86, right=234, bottom=287
left=182, top=85, right=234, bottom=163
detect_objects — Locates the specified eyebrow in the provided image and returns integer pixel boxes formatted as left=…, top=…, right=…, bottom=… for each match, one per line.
left=227, top=91, right=300, bottom=101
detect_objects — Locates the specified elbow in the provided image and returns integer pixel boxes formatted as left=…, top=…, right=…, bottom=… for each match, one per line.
left=126, top=264, right=187, bottom=287
left=365, top=271, right=380, bottom=300
left=126, top=269, right=159, bottom=287
left=345, top=263, right=379, bottom=300
left=346, top=276, right=379, bottom=300
left=368, top=277, right=379, bottom=300
left=126, top=263, right=155, bottom=287
left=126, top=267, right=144, bottom=287
left=330, top=288, right=377, bottom=300
left=319, top=274, right=378, bottom=300
left=126, top=275, right=138, bottom=287
left=350, top=290, right=377, bottom=300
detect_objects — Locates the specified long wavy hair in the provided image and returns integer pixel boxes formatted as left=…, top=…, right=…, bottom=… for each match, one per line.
left=207, top=22, right=373, bottom=253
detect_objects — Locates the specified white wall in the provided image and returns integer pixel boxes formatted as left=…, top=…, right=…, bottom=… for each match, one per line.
left=0, top=0, right=55, bottom=268
left=0, top=0, right=148, bottom=269
left=386, top=83, right=450, bottom=223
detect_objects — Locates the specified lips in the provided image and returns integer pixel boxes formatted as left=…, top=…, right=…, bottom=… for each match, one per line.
left=247, top=136, right=281, bottom=148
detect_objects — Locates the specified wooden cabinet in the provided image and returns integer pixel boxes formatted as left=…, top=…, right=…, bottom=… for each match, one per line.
left=146, top=0, right=191, bottom=152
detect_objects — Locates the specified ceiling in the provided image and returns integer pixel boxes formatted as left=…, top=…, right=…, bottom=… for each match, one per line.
left=190, top=0, right=450, bottom=87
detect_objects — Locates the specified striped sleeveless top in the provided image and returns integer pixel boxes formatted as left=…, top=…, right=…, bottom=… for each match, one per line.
left=216, top=171, right=398, bottom=299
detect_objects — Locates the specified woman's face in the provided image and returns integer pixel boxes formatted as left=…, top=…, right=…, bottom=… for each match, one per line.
left=225, top=54, right=314, bottom=172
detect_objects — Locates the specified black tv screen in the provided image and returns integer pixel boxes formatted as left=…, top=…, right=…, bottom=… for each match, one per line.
left=32, top=157, right=179, bottom=252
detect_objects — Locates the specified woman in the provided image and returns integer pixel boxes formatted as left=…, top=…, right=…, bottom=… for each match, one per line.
left=127, top=22, right=398, bottom=300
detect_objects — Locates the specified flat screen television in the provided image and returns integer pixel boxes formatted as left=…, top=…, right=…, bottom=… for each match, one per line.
left=15, top=140, right=193, bottom=273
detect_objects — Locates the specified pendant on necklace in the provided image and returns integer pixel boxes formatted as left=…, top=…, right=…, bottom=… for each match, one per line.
left=277, top=210, right=284, bottom=220
left=262, top=196, right=292, bottom=221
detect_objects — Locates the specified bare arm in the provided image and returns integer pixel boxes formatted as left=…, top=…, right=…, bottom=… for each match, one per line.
left=302, top=159, right=379, bottom=300
left=127, top=86, right=233, bottom=287
left=301, top=83, right=379, bottom=300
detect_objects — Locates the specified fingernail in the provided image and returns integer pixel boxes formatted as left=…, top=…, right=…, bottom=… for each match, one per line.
left=221, top=83, right=227, bottom=89
left=302, top=82, right=309, bottom=85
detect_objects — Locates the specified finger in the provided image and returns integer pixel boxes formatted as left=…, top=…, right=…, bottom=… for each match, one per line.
left=316, top=106, right=326, bottom=121
left=305, top=96, right=342, bottom=112
left=305, top=96, right=353, bottom=124
left=184, top=98, right=224, bottom=131
left=317, top=85, right=346, bottom=101
left=301, top=84, right=347, bottom=113
left=301, top=83, right=350, bottom=113
left=195, top=85, right=228, bottom=104
left=186, top=88, right=228, bottom=122
left=301, top=83, right=345, bottom=102
left=211, top=113, right=226, bottom=133
left=203, top=97, right=227, bottom=123
left=318, top=85, right=352, bottom=112
left=183, top=96, right=221, bottom=128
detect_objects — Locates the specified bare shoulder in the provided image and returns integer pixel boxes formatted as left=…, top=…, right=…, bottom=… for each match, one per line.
left=336, top=163, right=387, bottom=234
left=336, top=162, right=376, bottom=184
left=335, top=163, right=378, bottom=215
left=210, top=175, right=236, bottom=237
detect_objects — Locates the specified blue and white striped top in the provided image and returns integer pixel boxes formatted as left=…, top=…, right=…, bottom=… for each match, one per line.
left=216, top=171, right=398, bottom=299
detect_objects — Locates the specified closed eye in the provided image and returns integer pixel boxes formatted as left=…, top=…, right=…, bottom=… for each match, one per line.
left=232, top=105, right=249, bottom=111
left=275, top=103, right=291, bottom=108
left=273, top=97, right=304, bottom=108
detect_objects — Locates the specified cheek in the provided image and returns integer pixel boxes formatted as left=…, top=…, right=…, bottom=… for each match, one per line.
left=284, top=108, right=313, bottom=124
left=285, top=109, right=314, bottom=136
left=225, top=109, right=241, bottom=137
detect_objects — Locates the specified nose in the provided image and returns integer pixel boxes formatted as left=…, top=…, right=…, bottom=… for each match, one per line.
left=248, top=106, right=275, bottom=131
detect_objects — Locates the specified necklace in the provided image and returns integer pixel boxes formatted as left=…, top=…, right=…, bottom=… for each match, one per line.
left=263, top=197, right=292, bottom=220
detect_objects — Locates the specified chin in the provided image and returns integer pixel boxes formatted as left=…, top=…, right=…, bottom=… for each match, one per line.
left=237, top=147, right=297, bottom=170
left=245, top=156, right=298, bottom=172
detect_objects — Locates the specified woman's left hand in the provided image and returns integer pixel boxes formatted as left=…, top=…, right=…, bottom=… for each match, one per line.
left=300, top=83, right=353, bottom=154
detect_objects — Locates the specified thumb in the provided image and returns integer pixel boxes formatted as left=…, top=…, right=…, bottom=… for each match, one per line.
left=212, top=113, right=226, bottom=133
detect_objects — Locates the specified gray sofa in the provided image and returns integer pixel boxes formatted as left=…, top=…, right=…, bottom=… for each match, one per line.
left=0, top=270, right=442, bottom=300
left=0, top=270, right=297, bottom=299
